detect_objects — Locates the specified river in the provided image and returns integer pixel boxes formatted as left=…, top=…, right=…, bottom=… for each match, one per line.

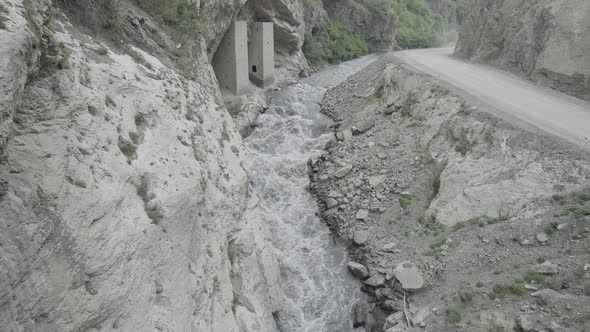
left=245, top=54, right=380, bottom=332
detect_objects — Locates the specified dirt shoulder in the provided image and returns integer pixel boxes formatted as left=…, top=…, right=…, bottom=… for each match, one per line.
left=309, top=53, right=590, bottom=331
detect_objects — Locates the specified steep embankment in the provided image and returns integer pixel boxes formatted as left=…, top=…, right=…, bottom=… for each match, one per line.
left=310, top=54, right=590, bottom=331
left=455, top=0, right=590, bottom=101
left=0, top=1, right=283, bottom=331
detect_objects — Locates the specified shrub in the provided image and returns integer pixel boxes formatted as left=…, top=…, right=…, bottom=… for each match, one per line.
left=303, top=20, right=369, bottom=66
left=134, top=0, right=207, bottom=41
left=0, top=4, right=8, bottom=30
left=390, top=0, right=440, bottom=49
left=446, top=308, right=462, bottom=324
left=399, top=193, right=415, bottom=209
left=523, top=271, right=545, bottom=283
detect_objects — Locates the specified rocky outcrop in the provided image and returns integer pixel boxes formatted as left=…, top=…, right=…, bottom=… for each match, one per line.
left=309, top=53, right=590, bottom=331
left=323, top=0, right=396, bottom=51
left=0, top=0, right=281, bottom=331
left=455, top=0, right=590, bottom=101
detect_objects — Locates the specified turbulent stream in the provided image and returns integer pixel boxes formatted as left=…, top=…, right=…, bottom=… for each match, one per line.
left=245, top=55, right=380, bottom=331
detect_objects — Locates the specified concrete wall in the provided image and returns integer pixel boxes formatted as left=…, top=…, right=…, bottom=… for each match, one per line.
left=248, top=22, right=275, bottom=87
left=212, top=21, right=249, bottom=95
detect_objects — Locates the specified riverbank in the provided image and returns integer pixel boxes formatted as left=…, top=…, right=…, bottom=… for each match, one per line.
left=309, top=53, right=590, bottom=331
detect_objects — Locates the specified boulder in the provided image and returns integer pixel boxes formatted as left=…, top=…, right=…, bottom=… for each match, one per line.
left=364, top=273, right=385, bottom=287
left=353, top=230, right=369, bottom=245
left=355, top=209, right=369, bottom=220
left=332, top=165, right=353, bottom=178
left=393, top=261, right=424, bottom=291
left=352, top=302, right=369, bottom=328
left=325, top=198, right=338, bottom=209
left=347, top=261, right=369, bottom=279
left=536, top=233, right=549, bottom=244
left=532, top=261, right=558, bottom=275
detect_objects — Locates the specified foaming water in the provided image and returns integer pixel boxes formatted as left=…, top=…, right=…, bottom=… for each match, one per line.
left=245, top=55, right=380, bottom=332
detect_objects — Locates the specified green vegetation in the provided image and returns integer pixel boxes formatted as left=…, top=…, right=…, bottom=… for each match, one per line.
left=390, top=0, right=441, bottom=49
left=0, top=4, right=8, bottom=29
left=561, top=205, right=590, bottom=217
left=399, top=193, right=415, bottom=209
left=118, top=136, right=136, bottom=160
left=136, top=0, right=208, bottom=41
left=303, top=20, right=369, bottom=66
left=87, top=105, right=98, bottom=116
left=523, top=271, right=545, bottom=283
left=489, top=282, right=525, bottom=299
left=446, top=308, right=462, bottom=324
left=57, top=42, right=71, bottom=70
left=544, top=222, right=559, bottom=236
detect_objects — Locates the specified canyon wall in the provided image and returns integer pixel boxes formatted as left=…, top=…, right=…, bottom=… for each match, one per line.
left=455, top=0, right=590, bottom=101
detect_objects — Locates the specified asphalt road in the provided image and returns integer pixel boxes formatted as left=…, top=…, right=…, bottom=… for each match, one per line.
left=394, top=47, right=590, bottom=151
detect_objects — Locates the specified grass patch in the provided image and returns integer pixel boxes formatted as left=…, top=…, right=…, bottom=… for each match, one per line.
left=0, top=4, right=8, bottom=29
left=446, top=308, right=462, bottom=324
left=118, top=136, right=136, bottom=160
left=523, top=271, right=545, bottom=283
left=455, top=140, right=470, bottom=156
left=489, top=282, right=525, bottom=299
left=561, top=206, right=590, bottom=218
left=399, top=193, right=415, bottom=209
left=419, top=215, right=442, bottom=235
left=87, top=105, right=98, bottom=115
left=544, top=222, right=559, bottom=236
left=127, top=48, right=153, bottom=70
left=97, top=44, right=109, bottom=55
left=302, top=20, right=369, bottom=66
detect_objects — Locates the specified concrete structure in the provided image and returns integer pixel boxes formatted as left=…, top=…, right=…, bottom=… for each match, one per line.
left=248, top=22, right=274, bottom=87
left=212, top=21, right=249, bottom=95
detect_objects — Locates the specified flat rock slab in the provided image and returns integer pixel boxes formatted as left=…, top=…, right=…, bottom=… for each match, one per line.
left=394, top=261, right=424, bottom=291
left=332, top=165, right=353, bottom=178
left=356, top=209, right=369, bottom=220
left=326, top=198, right=338, bottom=209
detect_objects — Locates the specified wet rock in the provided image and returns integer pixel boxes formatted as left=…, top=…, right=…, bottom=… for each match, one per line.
left=353, top=230, right=369, bottom=245
left=533, top=261, right=558, bottom=275
left=347, top=261, right=369, bottom=279
left=352, top=302, right=369, bottom=328
left=364, top=273, right=385, bottom=287
left=332, top=165, right=353, bottom=178
left=393, top=261, right=424, bottom=291
left=356, top=209, right=369, bottom=220
left=326, top=198, right=339, bottom=209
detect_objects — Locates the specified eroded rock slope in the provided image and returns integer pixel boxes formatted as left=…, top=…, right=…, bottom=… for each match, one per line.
left=0, top=1, right=282, bottom=331
left=455, top=0, right=590, bottom=101
left=310, top=54, right=590, bottom=331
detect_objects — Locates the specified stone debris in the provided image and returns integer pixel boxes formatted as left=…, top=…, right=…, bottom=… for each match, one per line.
left=332, top=164, right=353, bottom=178
left=326, top=197, right=339, bottom=209
left=356, top=209, right=369, bottom=220
left=364, top=273, right=385, bottom=287
left=536, top=233, right=549, bottom=244
left=532, top=261, right=558, bottom=275
left=353, top=230, right=369, bottom=245
left=393, top=261, right=424, bottom=291
left=347, top=261, right=369, bottom=279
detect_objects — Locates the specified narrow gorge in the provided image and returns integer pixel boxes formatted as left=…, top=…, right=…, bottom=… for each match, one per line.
left=1, top=0, right=589, bottom=332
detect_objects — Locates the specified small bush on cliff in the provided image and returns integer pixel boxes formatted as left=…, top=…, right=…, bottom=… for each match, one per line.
left=0, top=4, right=8, bottom=30
left=303, top=21, right=369, bottom=66
left=134, top=0, right=207, bottom=41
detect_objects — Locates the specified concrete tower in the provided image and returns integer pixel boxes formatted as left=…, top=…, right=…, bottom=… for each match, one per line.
left=212, top=21, right=249, bottom=95
left=248, top=22, right=274, bottom=87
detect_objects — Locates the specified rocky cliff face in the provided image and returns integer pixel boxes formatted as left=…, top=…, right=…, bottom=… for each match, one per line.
left=0, top=0, right=282, bottom=331
left=323, top=0, right=397, bottom=51
left=455, top=0, right=590, bottom=101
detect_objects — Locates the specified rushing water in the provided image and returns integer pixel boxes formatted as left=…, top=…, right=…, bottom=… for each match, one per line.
left=245, top=55, right=380, bottom=332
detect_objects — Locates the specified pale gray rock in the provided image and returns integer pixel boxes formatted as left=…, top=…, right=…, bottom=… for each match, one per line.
left=353, top=230, right=369, bottom=245
left=455, top=0, right=590, bottom=101
left=326, top=197, right=339, bottom=209
left=533, top=261, right=558, bottom=275
left=536, top=233, right=549, bottom=243
left=393, top=261, right=424, bottom=291
left=356, top=209, right=369, bottom=220
left=364, top=273, right=385, bottom=287
left=332, top=164, right=353, bottom=178
left=347, top=261, right=369, bottom=279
